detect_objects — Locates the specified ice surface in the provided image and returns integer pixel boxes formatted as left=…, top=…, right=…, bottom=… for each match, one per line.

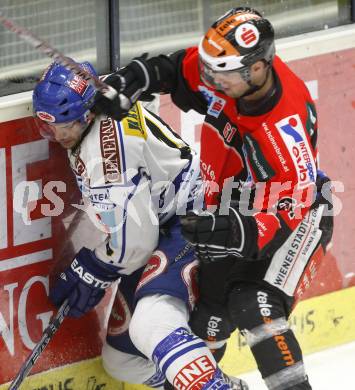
left=238, top=341, right=355, bottom=389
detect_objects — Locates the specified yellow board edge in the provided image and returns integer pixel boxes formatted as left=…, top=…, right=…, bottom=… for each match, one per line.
left=1, top=287, right=355, bottom=390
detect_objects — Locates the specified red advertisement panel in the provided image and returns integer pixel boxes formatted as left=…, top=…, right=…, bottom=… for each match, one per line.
left=0, top=117, right=106, bottom=383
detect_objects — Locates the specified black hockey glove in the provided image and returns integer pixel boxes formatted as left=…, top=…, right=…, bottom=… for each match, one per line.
left=92, top=85, right=133, bottom=121
left=180, top=208, right=258, bottom=263
left=93, top=53, right=171, bottom=121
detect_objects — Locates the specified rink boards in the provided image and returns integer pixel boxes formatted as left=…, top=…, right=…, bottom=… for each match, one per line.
left=0, top=25, right=355, bottom=389
left=0, top=286, right=354, bottom=390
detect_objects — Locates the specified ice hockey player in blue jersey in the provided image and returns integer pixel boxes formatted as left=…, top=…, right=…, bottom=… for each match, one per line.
left=32, top=60, right=248, bottom=389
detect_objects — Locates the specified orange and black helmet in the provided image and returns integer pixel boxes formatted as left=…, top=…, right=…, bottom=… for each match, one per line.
left=199, top=7, right=275, bottom=73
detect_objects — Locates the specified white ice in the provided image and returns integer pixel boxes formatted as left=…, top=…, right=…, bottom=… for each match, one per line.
left=238, top=341, right=355, bottom=389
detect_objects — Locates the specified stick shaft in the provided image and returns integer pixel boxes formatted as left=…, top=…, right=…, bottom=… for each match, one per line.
left=0, top=12, right=108, bottom=93
left=8, top=299, right=70, bottom=390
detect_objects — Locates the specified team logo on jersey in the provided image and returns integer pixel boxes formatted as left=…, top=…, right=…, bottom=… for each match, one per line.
left=198, top=86, right=226, bottom=118
left=107, top=290, right=131, bottom=336
left=235, top=23, right=260, bottom=48
left=136, top=250, right=168, bottom=291
left=36, top=111, right=56, bottom=122
left=276, top=114, right=316, bottom=188
left=208, top=96, right=226, bottom=117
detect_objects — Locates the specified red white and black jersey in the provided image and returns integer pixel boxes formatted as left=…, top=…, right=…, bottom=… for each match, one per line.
left=170, top=47, right=318, bottom=256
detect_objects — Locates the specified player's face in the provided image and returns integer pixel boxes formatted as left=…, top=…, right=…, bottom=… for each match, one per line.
left=50, top=121, right=84, bottom=149
left=200, top=59, right=268, bottom=99
left=37, top=120, right=84, bottom=149
left=212, top=71, right=250, bottom=98
left=199, top=59, right=250, bottom=98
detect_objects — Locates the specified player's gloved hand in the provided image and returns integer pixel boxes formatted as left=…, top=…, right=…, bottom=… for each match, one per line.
left=180, top=207, right=258, bottom=262
left=92, top=84, right=131, bottom=121
left=93, top=53, right=156, bottom=121
left=49, top=247, right=119, bottom=317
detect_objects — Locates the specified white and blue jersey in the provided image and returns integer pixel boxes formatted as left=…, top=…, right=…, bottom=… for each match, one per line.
left=69, top=103, right=211, bottom=386
left=68, top=101, right=203, bottom=276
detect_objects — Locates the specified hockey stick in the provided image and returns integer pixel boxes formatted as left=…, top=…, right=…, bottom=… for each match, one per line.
left=0, top=11, right=112, bottom=93
left=0, top=11, right=138, bottom=109
left=8, top=299, right=70, bottom=390
left=0, top=12, right=109, bottom=92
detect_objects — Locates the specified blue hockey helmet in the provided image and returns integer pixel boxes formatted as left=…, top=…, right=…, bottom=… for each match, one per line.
left=33, top=60, right=97, bottom=125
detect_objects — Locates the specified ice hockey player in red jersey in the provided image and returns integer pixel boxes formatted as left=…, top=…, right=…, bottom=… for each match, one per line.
left=94, top=6, right=334, bottom=390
